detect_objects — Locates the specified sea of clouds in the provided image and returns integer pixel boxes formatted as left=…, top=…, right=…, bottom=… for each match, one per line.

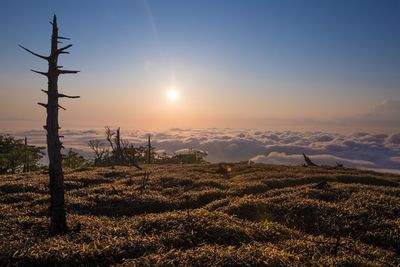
left=10, top=128, right=400, bottom=174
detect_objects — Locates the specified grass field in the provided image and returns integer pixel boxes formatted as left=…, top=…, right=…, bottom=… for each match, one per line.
left=0, top=163, right=399, bottom=266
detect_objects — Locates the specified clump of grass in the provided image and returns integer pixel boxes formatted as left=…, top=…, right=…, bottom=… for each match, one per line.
left=0, top=163, right=399, bottom=266
left=118, top=243, right=299, bottom=267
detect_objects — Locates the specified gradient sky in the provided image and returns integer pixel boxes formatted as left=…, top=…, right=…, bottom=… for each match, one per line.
left=0, top=0, right=399, bottom=132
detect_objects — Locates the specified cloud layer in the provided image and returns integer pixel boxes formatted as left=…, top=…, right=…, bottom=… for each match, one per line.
left=9, top=128, right=400, bottom=173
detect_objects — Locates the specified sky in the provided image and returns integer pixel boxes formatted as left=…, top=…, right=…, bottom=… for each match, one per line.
left=0, top=0, right=399, bottom=133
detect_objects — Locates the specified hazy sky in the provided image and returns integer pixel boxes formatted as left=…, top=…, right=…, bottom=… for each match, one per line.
left=0, top=0, right=399, bottom=132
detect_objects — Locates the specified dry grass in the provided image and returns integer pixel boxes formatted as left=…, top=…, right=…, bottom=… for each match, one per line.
left=0, top=163, right=399, bottom=266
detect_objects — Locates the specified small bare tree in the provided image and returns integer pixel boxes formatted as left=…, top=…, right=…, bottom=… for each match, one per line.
left=115, top=127, right=124, bottom=163
left=105, top=126, right=124, bottom=164
left=105, top=126, right=116, bottom=151
left=88, top=140, right=107, bottom=166
left=19, top=15, right=79, bottom=235
left=103, top=126, right=141, bottom=169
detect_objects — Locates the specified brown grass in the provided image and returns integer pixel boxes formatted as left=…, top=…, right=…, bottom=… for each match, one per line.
left=0, top=163, right=399, bottom=266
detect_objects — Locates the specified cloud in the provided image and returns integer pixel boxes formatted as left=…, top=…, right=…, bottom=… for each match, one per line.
left=386, top=133, right=400, bottom=145
left=9, top=128, right=400, bottom=173
left=251, top=152, right=375, bottom=168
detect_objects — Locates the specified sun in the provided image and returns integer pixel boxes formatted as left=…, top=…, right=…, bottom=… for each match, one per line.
left=167, top=88, right=179, bottom=101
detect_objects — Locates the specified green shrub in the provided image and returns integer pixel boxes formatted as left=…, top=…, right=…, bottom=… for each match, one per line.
left=0, top=134, right=44, bottom=173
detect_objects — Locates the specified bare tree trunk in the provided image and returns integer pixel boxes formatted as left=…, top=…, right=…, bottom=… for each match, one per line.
left=48, top=17, right=66, bottom=234
left=147, top=134, right=151, bottom=164
left=20, top=15, right=79, bottom=235
left=116, top=127, right=122, bottom=163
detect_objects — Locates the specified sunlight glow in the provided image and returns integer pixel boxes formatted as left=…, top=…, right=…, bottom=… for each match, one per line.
left=167, top=88, right=179, bottom=102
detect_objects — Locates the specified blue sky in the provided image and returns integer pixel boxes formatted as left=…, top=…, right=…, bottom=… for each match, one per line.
left=0, top=0, right=399, bottom=132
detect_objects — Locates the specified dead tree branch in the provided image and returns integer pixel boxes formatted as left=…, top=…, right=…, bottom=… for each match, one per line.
left=302, top=153, right=318, bottom=167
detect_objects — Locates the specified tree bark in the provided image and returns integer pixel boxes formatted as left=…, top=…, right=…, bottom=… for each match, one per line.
left=47, top=15, right=68, bottom=235
left=20, top=15, right=79, bottom=235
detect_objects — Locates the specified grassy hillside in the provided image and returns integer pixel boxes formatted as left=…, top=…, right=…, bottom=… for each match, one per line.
left=0, top=164, right=399, bottom=266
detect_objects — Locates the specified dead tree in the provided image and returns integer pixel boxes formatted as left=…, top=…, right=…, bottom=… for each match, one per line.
left=302, top=153, right=318, bottom=167
left=115, top=127, right=123, bottom=163
left=88, top=140, right=107, bottom=166
left=105, top=126, right=124, bottom=164
left=147, top=134, right=152, bottom=164
left=19, top=15, right=79, bottom=235
left=105, top=126, right=116, bottom=151
left=104, top=126, right=141, bottom=169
